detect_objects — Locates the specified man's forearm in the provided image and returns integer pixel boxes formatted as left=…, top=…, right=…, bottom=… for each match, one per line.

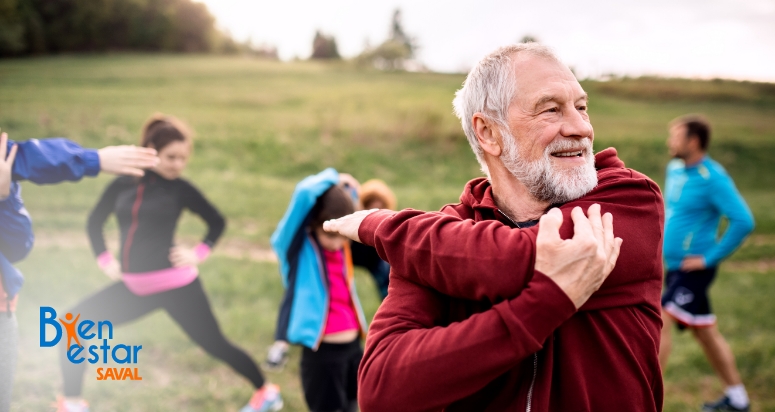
left=359, top=209, right=538, bottom=302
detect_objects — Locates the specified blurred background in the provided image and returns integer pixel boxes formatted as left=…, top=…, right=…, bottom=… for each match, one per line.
left=1, top=0, right=773, bottom=411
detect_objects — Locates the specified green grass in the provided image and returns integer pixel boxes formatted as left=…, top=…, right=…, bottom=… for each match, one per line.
left=1, top=54, right=774, bottom=411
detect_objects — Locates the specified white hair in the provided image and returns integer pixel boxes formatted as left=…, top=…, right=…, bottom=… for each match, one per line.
left=452, top=43, right=562, bottom=177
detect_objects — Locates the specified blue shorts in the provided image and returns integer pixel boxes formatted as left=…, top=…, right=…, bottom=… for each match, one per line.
left=661, top=268, right=717, bottom=330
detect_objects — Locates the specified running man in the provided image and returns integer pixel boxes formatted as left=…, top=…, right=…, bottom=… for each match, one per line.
left=660, top=115, right=755, bottom=412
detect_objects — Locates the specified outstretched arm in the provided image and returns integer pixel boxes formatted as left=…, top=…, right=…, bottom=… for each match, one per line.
left=4, top=133, right=157, bottom=184
left=325, top=177, right=657, bottom=306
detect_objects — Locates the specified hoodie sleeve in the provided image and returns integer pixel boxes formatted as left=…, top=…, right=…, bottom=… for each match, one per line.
left=10, top=138, right=100, bottom=184
left=359, top=272, right=576, bottom=412
left=358, top=172, right=665, bottom=310
left=359, top=209, right=538, bottom=303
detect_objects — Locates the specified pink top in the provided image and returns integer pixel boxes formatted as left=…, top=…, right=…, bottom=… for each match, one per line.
left=98, top=244, right=211, bottom=296
left=323, top=249, right=359, bottom=335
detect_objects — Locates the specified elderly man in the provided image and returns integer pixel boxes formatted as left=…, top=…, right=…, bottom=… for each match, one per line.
left=325, top=43, right=664, bottom=411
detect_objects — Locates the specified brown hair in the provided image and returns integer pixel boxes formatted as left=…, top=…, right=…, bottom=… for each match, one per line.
left=359, top=179, right=397, bottom=210
left=670, top=114, right=711, bottom=151
left=309, top=186, right=355, bottom=228
left=140, top=113, right=193, bottom=151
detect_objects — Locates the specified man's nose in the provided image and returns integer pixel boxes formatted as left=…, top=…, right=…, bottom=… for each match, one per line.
left=560, top=106, right=593, bottom=139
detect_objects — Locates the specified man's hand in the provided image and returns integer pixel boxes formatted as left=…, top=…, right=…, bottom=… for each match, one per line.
left=535, top=204, right=623, bottom=309
left=98, top=145, right=158, bottom=177
left=0, top=132, right=18, bottom=200
left=680, top=255, right=706, bottom=272
left=323, top=209, right=380, bottom=243
left=169, top=246, right=199, bottom=268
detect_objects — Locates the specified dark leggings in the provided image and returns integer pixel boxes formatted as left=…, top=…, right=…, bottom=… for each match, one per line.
left=59, top=277, right=265, bottom=396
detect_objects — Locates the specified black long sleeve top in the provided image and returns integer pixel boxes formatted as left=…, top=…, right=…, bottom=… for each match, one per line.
left=87, top=170, right=225, bottom=273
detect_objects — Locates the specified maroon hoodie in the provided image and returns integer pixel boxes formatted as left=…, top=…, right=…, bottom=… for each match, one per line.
left=357, top=148, right=665, bottom=412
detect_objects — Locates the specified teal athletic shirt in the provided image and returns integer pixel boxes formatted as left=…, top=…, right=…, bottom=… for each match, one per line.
left=663, top=155, right=755, bottom=271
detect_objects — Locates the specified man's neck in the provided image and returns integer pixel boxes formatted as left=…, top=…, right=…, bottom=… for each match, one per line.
left=489, top=166, right=549, bottom=222
left=683, top=150, right=706, bottom=167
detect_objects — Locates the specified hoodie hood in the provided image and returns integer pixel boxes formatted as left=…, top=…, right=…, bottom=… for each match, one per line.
left=459, top=147, right=625, bottom=212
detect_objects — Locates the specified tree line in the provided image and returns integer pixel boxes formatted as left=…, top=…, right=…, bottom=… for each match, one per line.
left=0, top=0, right=239, bottom=56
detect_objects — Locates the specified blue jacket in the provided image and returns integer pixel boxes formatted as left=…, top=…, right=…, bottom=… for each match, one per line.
left=1, top=138, right=100, bottom=301
left=663, top=156, right=755, bottom=270
left=271, top=168, right=368, bottom=349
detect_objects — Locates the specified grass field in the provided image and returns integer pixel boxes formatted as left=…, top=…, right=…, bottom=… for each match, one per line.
left=1, top=54, right=773, bottom=411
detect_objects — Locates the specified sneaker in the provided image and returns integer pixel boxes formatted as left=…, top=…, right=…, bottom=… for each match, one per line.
left=264, top=341, right=289, bottom=371
left=240, top=383, right=283, bottom=412
left=53, top=397, right=89, bottom=412
left=702, top=395, right=750, bottom=412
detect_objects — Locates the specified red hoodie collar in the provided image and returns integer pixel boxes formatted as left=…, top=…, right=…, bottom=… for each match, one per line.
left=460, top=147, right=625, bottom=212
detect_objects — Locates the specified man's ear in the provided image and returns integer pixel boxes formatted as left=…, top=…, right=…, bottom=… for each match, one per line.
left=472, top=113, right=502, bottom=157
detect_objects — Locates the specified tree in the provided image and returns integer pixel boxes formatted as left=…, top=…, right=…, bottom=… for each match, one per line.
left=310, top=30, right=340, bottom=59
left=357, top=8, right=418, bottom=70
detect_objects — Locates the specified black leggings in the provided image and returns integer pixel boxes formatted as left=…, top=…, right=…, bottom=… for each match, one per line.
left=59, top=277, right=265, bottom=396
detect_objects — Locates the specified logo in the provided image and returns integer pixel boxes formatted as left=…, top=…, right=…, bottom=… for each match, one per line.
left=39, top=306, right=143, bottom=381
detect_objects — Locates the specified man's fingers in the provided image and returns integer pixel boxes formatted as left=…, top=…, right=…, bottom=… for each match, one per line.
left=607, top=237, right=624, bottom=275
left=587, top=204, right=604, bottom=245
left=602, top=212, right=614, bottom=250
left=537, top=208, right=563, bottom=244
left=6, top=144, right=17, bottom=165
left=570, top=206, right=594, bottom=242
left=0, top=132, right=7, bottom=159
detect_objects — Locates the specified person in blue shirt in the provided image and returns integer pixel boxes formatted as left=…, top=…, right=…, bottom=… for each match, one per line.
left=0, top=131, right=157, bottom=412
left=659, top=115, right=755, bottom=412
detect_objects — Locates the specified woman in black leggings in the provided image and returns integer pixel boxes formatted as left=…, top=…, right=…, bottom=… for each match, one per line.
left=57, top=114, right=283, bottom=412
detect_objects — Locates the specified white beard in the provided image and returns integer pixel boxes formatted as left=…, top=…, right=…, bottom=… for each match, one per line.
left=500, top=131, right=598, bottom=204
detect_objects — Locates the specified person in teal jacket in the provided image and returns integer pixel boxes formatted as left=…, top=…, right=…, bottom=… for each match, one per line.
left=270, top=168, right=368, bottom=412
left=659, top=115, right=755, bottom=412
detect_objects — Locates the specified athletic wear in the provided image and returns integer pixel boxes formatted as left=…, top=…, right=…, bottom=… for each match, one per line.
left=240, top=383, right=284, bottom=412
left=122, top=266, right=199, bottom=296
left=323, top=249, right=359, bottom=335
left=62, top=170, right=266, bottom=397
left=270, top=168, right=367, bottom=349
left=662, top=268, right=718, bottom=329
left=663, top=156, right=754, bottom=271
left=0, top=138, right=100, bottom=411
left=356, top=148, right=665, bottom=412
left=300, top=339, right=361, bottom=412
left=54, top=397, right=89, bottom=412
left=703, top=395, right=750, bottom=411
left=60, top=278, right=265, bottom=396
left=1, top=138, right=99, bottom=303
left=0, top=314, right=18, bottom=412
left=87, top=170, right=224, bottom=273
left=264, top=341, right=289, bottom=371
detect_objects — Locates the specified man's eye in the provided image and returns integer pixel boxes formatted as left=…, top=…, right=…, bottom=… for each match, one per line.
left=544, top=107, right=559, bottom=113
left=577, top=106, right=588, bottom=111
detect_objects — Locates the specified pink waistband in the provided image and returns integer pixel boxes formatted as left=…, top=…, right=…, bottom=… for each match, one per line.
left=122, top=266, right=199, bottom=296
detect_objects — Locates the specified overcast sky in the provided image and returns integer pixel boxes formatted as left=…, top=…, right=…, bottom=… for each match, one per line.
left=199, top=0, right=775, bottom=82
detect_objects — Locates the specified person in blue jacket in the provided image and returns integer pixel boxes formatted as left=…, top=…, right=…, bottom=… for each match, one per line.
left=269, top=168, right=368, bottom=412
left=659, top=115, right=755, bottom=412
left=0, top=131, right=157, bottom=412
